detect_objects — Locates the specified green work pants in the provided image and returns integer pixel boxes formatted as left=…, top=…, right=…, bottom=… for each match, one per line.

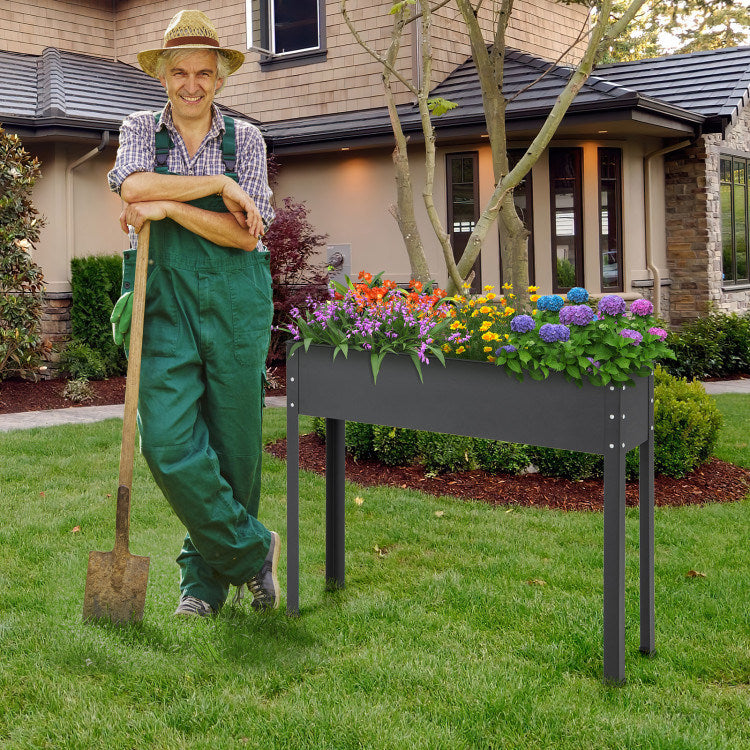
left=125, top=198, right=273, bottom=610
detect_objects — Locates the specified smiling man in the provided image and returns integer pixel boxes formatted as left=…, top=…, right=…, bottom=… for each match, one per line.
left=107, top=10, right=280, bottom=618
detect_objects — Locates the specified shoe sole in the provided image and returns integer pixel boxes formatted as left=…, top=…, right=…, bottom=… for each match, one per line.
left=268, top=530, right=281, bottom=609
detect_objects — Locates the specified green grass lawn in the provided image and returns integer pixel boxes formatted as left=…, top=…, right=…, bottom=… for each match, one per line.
left=0, top=402, right=748, bottom=749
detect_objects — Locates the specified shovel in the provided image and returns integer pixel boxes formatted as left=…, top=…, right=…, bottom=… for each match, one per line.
left=83, top=221, right=151, bottom=624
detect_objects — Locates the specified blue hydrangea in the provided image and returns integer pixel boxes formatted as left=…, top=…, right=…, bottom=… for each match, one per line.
left=597, top=295, right=627, bottom=316
left=510, top=314, right=536, bottom=333
left=536, top=294, right=565, bottom=312
left=566, top=287, right=589, bottom=304
left=497, top=344, right=517, bottom=354
left=619, top=328, right=643, bottom=345
left=558, top=305, right=595, bottom=326
left=539, top=323, right=570, bottom=343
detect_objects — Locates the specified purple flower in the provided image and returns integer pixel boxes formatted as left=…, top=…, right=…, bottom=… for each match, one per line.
left=510, top=314, right=536, bottom=333
left=558, top=305, right=595, bottom=326
left=586, top=356, right=601, bottom=370
left=497, top=345, right=517, bottom=354
left=566, top=287, right=589, bottom=304
left=537, top=295, right=565, bottom=312
left=619, top=328, right=643, bottom=345
left=629, top=299, right=654, bottom=317
left=539, top=323, right=570, bottom=343
left=648, top=326, right=668, bottom=341
left=598, top=295, right=627, bottom=316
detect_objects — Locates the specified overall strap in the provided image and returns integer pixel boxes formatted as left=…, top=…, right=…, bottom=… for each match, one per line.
left=153, top=113, right=173, bottom=174
left=221, top=116, right=238, bottom=182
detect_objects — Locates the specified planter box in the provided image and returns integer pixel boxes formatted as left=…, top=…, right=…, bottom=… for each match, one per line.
left=286, top=344, right=655, bottom=683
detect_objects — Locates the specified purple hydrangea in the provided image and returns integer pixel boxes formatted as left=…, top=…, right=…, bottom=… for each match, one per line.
left=619, top=328, right=643, bottom=345
left=566, top=287, right=589, bottom=304
left=629, top=299, right=654, bottom=317
left=498, top=344, right=517, bottom=354
left=558, top=305, right=595, bottom=326
left=648, top=326, right=668, bottom=341
left=537, top=295, right=565, bottom=312
left=598, top=295, right=627, bottom=317
left=539, top=323, right=571, bottom=343
left=510, top=314, right=536, bottom=333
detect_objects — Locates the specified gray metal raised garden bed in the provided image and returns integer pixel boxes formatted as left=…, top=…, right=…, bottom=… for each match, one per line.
left=285, top=343, right=655, bottom=684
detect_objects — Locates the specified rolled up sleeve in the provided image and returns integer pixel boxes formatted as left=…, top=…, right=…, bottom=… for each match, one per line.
left=237, top=124, right=275, bottom=228
left=107, top=112, right=156, bottom=195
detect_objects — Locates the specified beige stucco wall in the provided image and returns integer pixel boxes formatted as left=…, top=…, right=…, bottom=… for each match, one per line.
left=274, top=137, right=667, bottom=298
left=29, top=143, right=126, bottom=293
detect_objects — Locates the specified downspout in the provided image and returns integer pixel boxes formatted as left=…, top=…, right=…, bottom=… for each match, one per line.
left=65, top=132, right=110, bottom=286
left=644, top=139, right=692, bottom=319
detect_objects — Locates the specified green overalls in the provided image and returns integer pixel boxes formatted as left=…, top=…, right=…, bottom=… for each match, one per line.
left=122, top=114, right=274, bottom=610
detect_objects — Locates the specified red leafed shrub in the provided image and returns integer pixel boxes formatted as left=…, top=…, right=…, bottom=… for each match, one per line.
left=265, top=196, right=329, bottom=363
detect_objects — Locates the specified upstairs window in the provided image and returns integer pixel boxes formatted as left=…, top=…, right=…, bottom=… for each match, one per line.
left=248, top=0, right=324, bottom=58
left=721, top=155, right=750, bottom=285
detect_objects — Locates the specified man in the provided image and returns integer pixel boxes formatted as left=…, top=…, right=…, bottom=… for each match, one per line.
left=108, top=9, right=280, bottom=617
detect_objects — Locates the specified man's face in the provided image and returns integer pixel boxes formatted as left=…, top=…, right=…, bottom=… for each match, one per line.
left=159, top=50, right=224, bottom=125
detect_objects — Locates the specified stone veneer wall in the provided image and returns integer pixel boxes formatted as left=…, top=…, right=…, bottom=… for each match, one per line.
left=40, top=292, right=72, bottom=375
left=665, top=108, right=750, bottom=327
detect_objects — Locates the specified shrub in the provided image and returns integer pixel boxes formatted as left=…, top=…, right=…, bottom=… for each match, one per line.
left=62, top=377, right=95, bottom=404
left=346, top=421, right=376, bottom=460
left=417, top=431, right=475, bottom=474
left=60, top=342, right=109, bottom=380
left=472, top=439, right=532, bottom=475
left=69, top=254, right=126, bottom=377
left=652, top=366, right=722, bottom=477
left=0, top=126, right=47, bottom=379
left=530, top=446, right=604, bottom=481
left=372, top=425, right=418, bottom=466
left=265, top=197, right=329, bottom=363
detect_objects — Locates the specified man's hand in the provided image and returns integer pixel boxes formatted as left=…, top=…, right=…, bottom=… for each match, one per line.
left=219, top=178, right=265, bottom=240
left=120, top=201, right=172, bottom=234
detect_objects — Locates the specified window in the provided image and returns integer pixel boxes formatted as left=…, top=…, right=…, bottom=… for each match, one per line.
left=721, top=155, right=750, bottom=285
left=247, top=0, right=324, bottom=60
left=549, top=148, right=583, bottom=292
left=499, top=150, right=535, bottom=285
left=599, top=148, right=623, bottom=292
left=447, top=152, right=481, bottom=293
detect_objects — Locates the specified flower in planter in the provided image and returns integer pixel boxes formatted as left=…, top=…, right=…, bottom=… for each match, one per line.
left=619, top=328, right=644, bottom=345
left=629, top=299, right=654, bottom=317
left=558, top=305, right=595, bottom=326
left=566, top=287, right=589, bottom=304
left=537, top=295, right=565, bottom=312
left=510, top=314, right=536, bottom=333
left=598, top=295, right=627, bottom=316
left=539, top=323, right=571, bottom=343
left=648, top=326, right=668, bottom=341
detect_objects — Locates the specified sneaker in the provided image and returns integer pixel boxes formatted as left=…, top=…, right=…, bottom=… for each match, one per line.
left=245, top=531, right=281, bottom=611
left=174, top=595, right=214, bottom=618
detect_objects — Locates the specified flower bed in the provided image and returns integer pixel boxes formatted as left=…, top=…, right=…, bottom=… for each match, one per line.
left=284, top=274, right=673, bottom=385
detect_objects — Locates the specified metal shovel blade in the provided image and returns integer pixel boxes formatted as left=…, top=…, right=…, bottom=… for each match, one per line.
left=82, top=546, right=150, bottom=624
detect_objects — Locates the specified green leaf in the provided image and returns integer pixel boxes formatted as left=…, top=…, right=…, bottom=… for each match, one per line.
left=389, top=0, right=415, bottom=15
left=408, top=352, right=425, bottom=382
left=427, top=97, right=458, bottom=117
left=370, top=350, right=387, bottom=384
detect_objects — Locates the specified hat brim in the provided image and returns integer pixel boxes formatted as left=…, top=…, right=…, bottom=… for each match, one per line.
left=137, top=47, right=245, bottom=79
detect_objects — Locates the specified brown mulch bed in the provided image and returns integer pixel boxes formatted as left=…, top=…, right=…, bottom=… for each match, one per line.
left=265, top=432, right=750, bottom=511
left=0, top=376, right=127, bottom=414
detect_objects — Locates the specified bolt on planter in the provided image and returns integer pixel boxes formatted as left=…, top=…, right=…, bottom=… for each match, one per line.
left=286, top=343, right=655, bottom=684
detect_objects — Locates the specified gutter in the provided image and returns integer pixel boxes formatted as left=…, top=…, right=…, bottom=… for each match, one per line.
left=643, top=138, right=692, bottom=319
left=65, top=131, right=110, bottom=287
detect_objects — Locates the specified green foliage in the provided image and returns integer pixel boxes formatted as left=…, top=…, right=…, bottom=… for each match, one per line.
left=530, top=446, right=604, bottom=481
left=69, top=254, right=126, bottom=377
left=427, top=97, right=458, bottom=117
left=62, top=377, right=95, bottom=404
left=417, top=431, right=475, bottom=474
left=653, top=366, right=722, bottom=477
left=372, top=425, right=419, bottom=466
left=659, top=311, right=750, bottom=380
left=59, top=342, right=109, bottom=380
left=472, top=439, right=533, bottom=475
left=346, top=420, right=376, bottom=460
left=555, top=257, right=577, bottom=289
left=0, top=126, right=47, bottom=379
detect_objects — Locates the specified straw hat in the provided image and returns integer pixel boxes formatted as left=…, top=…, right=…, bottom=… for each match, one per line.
left=137, top=10, right=245, bottom=79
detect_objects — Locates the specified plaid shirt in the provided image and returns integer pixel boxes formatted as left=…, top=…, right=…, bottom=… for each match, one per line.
left=108, top=102, right=274, bottom=252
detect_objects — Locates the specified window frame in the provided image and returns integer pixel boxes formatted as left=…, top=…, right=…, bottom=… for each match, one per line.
left=549, top=147, right=584, bottom=294
left=720, top=154, right=750, bottom=287
left=499, top=149, right=535, bottom=286
left=446, top=151, right=482, bottom=293
left=598, top=147, right=624, bottom=293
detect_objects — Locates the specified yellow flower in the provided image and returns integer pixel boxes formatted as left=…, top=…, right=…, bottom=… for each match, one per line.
left=530, top=294, right=540, bottom=303
left=487, top=355, right=496, bottom=363
left=450, top=320, right=464, bottom=330
left=528, top=285, right=539, bottom=293
left=500, top=297, right=507, bottom=306
left=481, top=331, right=496, bottom=342
left=485, top=292, right=497, bottom=301
left=504, top=334, right=510, bottom=340
left=462, top=282, right=471, bottom=289
left=502, top=283, right=513, bottom=291
left=455, top=345, right=466, bottom=354
left=480, top=321, right=492, bottom=332
left=483, top=285, right=495, bottom=292
left=532, top=309, right=538, bottom=316
left=471, top=310, right=479, bottom=318
left=508, top=293, right=516, bottom=299
left=480, top=306, right=492, bottom=314
left=503, top=307, right=515, bottom=316
left=477, top=297, right=487, bottom=305
left=443, top=344, right=452, bottom=353
left=483, top=346, right=493, bottom=353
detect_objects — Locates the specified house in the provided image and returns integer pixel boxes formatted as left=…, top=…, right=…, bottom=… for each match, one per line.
left=1, top=1, right=749, bottom=358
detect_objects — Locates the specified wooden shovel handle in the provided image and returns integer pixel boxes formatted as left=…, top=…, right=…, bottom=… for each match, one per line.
left=115, top=221, right=150, bottom=552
